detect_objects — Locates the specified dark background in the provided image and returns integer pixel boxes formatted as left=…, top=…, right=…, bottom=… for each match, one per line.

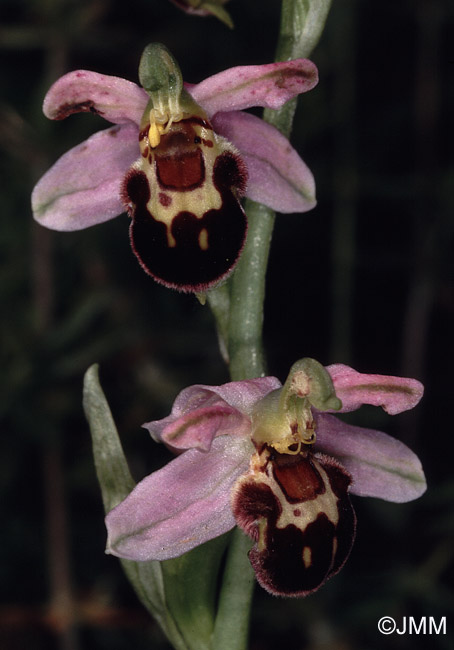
left=1, top=0, right=453, bottom=649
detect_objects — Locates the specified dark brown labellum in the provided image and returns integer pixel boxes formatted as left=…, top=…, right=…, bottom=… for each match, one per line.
left=232, top=448, right=356, bottom=597
left=122, top=117, right=248, bottom=292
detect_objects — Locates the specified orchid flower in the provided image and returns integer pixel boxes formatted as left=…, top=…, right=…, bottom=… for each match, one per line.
left=32, top=44, right=318, bottom=292
left=105, top=359, right=426, bottom=598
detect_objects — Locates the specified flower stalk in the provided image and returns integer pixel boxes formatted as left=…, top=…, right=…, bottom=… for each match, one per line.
left=226, top=0, right=333, bottom=381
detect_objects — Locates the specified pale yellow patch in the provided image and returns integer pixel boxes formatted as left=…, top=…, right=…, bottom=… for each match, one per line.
left=166, top=230, right=177, bottom=248
left=272, top=439, right=301, bottom=455
left=140, top=124, right=232, bottom=248
left=302, top=546, right=312, bottom=569
left=198, top=228, right=209, bottom=251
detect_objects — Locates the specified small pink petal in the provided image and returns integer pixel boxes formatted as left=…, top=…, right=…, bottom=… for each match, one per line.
left=213, top=111, right=316, bottom=213
left=155, top=405, right=250, bottom=452
left=32, top=124, right=139, bottom=231
left=105, top=436, right=251, bottom=561
left=205, top=376, right=281, bottom=413
left=327, top=364, right=424, bottom=415
left=43, top=70, right=148, bottom=126
left=189, top=59, right=318, bottom=117
left=145, top=377, right=281, bottom=447
left=316, top=414, right=427, bottom=503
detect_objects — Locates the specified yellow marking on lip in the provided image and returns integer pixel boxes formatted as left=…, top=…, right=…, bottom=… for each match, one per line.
left=166, top=230, right=176, bottom=248
left=198, top=228, right=209, bottom=251
left=302, top=546, right=312, bottom=568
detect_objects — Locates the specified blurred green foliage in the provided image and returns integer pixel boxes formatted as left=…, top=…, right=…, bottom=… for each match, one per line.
left=1, top=0, right=453, bottom=649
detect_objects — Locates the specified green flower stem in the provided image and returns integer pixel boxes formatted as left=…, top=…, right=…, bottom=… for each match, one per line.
left=211, top=529, right=255, bottom=650
left=228, top=199, right=275, bottom=379
left=212, top=2, right=333, bottom=648
left=227, top=0, right=332, bottom=381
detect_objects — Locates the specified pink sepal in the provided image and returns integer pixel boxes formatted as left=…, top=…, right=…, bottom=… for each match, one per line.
left=32, top=124, right=139, bottom=231
left=43, top=70, right=148, bottom=126
left=213, top=111, right=316, bottom=213
left=189, top=59, right=318, bottom=117
left=316, top=413, right=427, bottom=503
left=327, top=364, right=424, bottom=415
left=105, top=436, right=251, bottom=561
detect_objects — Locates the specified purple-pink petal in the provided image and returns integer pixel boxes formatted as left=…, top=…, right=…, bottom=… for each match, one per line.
left=188, top=59, right=318, bottom=117
left=105, top=436, right=251, bottom=561
left=327, top=364, right=424, bottom=415
left=315, top=413, right=426, bottom=502
left=43, top=70, right=148, bottom=126
left=213, top=111, right=316, bottom=213
left=153, top=404, right=250, bottom=452
left=32, top=124, right=138, bottom=231
left=208, top=376, right=281, bottom=412
left=144, top=377, right=281, bottom=448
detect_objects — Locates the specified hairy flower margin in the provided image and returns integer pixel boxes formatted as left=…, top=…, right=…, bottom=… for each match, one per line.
left=105, top=362, right=426, bottom=597
left=31, top=55, right=318, bottom=241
